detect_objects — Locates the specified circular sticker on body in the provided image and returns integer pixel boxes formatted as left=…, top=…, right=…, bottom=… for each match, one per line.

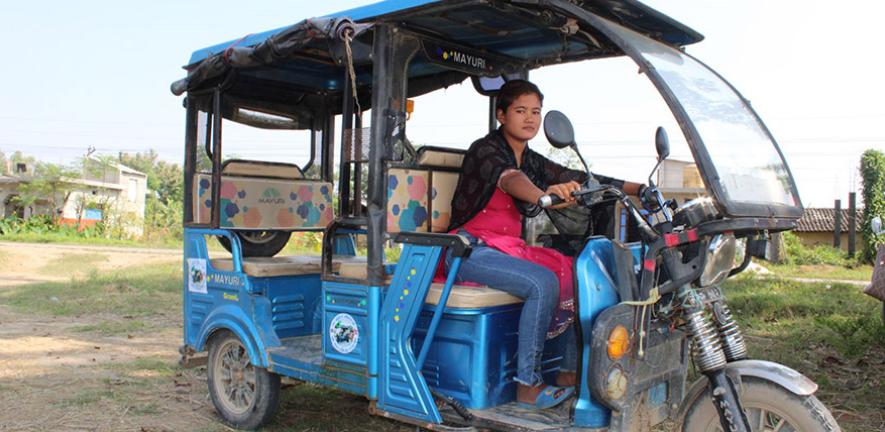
left=329, top=313, right=359, bottom=354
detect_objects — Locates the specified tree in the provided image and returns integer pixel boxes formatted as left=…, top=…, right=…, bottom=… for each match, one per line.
left=860, top=149, right=885, bottom=263
left=0, top=150, right=7, bottom=175
left=13, top=162, right=80, bottom=219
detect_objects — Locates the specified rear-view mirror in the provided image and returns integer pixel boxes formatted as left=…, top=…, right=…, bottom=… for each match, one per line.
left=543, top=110, right=576, bottom=149
left=471, top=76, right=506, bottom=96
left=655, top=127, right=670, bottom=161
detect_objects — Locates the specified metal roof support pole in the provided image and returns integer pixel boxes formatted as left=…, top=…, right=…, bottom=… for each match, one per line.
left=367, top=24, right=395, bottom=285
left=183, top=98, right=197, bottom=225
left=322, top=112, right=335, bottom=184
left=339, top=73, right=355, bottom=217
left=367, top=24, right=420, bottom=285
left=210, top=88, right=223, bottom=229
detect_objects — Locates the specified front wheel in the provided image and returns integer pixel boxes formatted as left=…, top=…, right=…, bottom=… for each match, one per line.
left=207, top=331, right=280, bottom=430
left=680, top=377, right=840, bottom=432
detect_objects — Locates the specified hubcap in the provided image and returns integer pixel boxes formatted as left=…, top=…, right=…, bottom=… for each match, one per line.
left=213, top=339, right=256, bottom=415
left=240, top=231, right=277, bottom=245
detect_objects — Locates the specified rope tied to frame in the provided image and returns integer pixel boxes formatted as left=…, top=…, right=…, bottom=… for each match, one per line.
left=621, top=287, right=661, bottom=357
left=343, top=29, right=362, bottom=121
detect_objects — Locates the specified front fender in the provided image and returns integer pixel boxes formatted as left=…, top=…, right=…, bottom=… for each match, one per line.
left=195, top=304, right=271, bottom=368
left=675, top=360, right=818, bottom=425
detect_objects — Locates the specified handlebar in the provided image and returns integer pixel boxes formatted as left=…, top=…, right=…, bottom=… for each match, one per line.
left=540, top=185, right=661, bottom=242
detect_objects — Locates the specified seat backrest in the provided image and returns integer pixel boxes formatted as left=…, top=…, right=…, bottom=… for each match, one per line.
left=386, top=147, right=464, bottom=234
left=193, top=161, right=333, bottom=229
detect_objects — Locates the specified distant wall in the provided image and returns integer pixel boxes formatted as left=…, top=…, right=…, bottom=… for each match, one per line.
left=795, top=231, right=864, bottom=253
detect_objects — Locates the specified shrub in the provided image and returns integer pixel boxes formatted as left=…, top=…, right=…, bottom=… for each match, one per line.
left=860, top=149, right=885, bottom=263
left=782, top=231, right=855, bottom=266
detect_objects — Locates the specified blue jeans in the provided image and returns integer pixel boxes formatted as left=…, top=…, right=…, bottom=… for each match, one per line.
left=445, top=230, right=576, bottom=386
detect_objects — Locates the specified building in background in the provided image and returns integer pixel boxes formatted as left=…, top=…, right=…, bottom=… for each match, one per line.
left=0, top=158, right=147, bottom=236
left=795, top=207, right=864, bottom=252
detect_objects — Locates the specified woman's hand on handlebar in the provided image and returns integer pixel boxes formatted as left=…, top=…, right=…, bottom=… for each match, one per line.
left=545, top=181, right=581, bottom=208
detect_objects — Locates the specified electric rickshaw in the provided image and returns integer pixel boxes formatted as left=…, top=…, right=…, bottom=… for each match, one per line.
left=172, top=1, right=840, bottom=430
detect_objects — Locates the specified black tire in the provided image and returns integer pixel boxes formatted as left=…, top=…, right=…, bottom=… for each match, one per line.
left=207, top=331, right=280, bottom=430
left=681, top=376, right=840, bottom=432
left=218, top=231, right=291, bottom=257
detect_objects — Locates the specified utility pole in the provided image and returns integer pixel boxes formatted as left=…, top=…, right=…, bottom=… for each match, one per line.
left=833, top=199, right=841, bottom=249
left=848, top=192, right=857, bottom=257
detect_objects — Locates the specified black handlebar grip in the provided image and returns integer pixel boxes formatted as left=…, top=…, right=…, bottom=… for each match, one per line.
left=538, top=194, right=565, bottom=208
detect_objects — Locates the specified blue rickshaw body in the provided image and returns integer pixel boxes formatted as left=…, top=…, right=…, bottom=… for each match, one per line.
left=183, top=224, right=639, bottom=426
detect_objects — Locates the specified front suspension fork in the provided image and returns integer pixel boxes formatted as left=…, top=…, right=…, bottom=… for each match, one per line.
left=682, top=294, right=752, bottom=432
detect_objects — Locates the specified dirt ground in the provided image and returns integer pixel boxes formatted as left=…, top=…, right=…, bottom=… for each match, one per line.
left=0, top=242, right=410, bottom=432
left=1, top=241, right=881, bottom=431
left=0, top=243, right=218, bottom=431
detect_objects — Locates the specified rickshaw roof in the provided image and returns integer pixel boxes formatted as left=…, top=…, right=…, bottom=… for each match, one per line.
left=174, top=0, right=703, bottom=124
left=188, top=0, right=442, bottom=65
left=188, top=0, right=701, bottom=65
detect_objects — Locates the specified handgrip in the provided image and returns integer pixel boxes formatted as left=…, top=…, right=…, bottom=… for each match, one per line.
left=538, top=194, right=565, bottom=208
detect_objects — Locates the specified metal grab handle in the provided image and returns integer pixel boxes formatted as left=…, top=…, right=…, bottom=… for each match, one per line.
left=415, top=256, right=462, bottom=370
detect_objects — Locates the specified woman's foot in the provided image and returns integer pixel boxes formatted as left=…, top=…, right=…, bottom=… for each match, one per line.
left=556, top=371, right=577, bottom=387
left=517, top=383, right=574, bottom=409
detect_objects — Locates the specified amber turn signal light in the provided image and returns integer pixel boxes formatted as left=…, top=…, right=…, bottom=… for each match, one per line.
left=607, top=325, right=630, bottom=360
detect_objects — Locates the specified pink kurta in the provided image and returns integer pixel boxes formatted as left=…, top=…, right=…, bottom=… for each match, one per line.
left=447, top=188, right=575, bottom=338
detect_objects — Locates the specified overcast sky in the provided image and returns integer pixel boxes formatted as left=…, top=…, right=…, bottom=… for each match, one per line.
left=0, top=0, right=882, bottom=208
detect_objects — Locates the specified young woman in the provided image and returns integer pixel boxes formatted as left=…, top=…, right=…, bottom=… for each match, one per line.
left=445, top=80, right=643, bottom=409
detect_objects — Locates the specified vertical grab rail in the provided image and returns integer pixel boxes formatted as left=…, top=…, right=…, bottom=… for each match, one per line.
left=415, top=257, right=461, bottom=370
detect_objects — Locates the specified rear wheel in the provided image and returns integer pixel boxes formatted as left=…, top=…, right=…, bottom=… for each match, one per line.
left=218, top=231, right=291, bottom=257
left=681, top=377, right=840, bottom=432
left=207, top=331, right=280, bottom=430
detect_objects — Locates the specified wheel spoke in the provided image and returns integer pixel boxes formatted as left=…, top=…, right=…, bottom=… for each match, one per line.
left=772, top=417, right=786, bottom=432
left=242, top=386, right=254, bottom=407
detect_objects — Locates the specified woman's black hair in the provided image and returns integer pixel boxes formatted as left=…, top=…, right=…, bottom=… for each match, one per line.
left=495, top=79, right=544, bottom=112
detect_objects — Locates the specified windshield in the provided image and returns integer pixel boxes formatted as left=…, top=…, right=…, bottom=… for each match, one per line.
left=600, top=21, right=800, bottom=214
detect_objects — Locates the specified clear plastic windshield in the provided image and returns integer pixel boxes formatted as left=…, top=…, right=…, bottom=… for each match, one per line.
left=608, top=25, right=799, bottom=209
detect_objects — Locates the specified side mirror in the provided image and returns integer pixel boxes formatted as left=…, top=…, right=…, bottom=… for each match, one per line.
left=544, top=110, right=576, bottom=149
left=655, top=126, right=670, bottom=161
left=873, top=216, right=883, bottom=235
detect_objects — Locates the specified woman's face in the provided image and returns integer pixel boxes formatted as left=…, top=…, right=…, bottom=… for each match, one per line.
left=496, top=93, right=542, bottom=144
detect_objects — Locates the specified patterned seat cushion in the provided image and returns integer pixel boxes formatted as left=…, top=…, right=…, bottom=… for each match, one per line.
left=193, top=174, right=334, bottom=229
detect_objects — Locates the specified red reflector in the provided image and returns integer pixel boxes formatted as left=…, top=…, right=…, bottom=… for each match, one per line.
left=643, top=259, right=656, bottom=272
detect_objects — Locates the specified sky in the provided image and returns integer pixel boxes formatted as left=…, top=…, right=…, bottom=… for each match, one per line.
left=0, top=0, right=882, bottom=208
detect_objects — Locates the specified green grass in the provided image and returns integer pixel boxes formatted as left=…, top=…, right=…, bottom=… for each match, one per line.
left=55, top=388, right=117, bottom=407
left=725, top=275, right=884, bottom=358
left=0, top=232, right=180, bottom=249
left=105, top=357, right=179, bottom=377
left=724, top=275, right=885, bottom=426
left=71, top=319, right=149, bottom=336
left=40, top=252, right=108, bottom=276
left=0, top=261, right=182, bottom=317
left=762, top=262, right=873, bottom=281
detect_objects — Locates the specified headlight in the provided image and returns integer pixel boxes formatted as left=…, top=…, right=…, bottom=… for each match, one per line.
left=699, top=233, right=737, bottom=286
